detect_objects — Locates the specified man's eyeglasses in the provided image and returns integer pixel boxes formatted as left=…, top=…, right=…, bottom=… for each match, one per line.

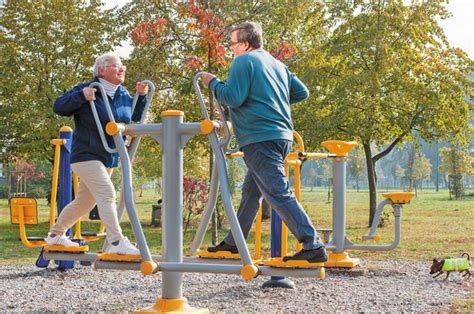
left=230, top=41, right=241, bottom=47
left=106, top=63, right=126, bottom=71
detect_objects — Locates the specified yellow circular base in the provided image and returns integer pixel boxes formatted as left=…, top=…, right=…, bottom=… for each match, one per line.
left=135, top=297, right=209, bottom=313
left=324, top=252, right=360, bottom=268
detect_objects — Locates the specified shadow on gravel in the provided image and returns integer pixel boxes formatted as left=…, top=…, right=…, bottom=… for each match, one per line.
left=191, top=284, right=256, bottom=303
left=0, top=268, right=62, bottom=280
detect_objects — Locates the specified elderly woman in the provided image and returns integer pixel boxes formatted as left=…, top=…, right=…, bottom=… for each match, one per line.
left=45, top=52, right=148, bottom=255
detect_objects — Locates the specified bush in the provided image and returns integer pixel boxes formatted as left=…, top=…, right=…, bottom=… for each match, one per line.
left=0, top=185, right=8, bottom=198
left=29, top=186, right=47, bottom=198
left=183, top=176, right=208, bottom=234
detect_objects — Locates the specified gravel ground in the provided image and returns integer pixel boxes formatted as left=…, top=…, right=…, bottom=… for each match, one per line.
left=0, top=260, right=472, bottom=313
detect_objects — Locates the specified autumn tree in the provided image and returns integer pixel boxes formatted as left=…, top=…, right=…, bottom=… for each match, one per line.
left=405, top=143, right=417, bottom=191
left=394, top=164, right=406, bottom=189
left=294, top=0, right=473, bottom=225
left=7, top=158, right=45, bottom=197
left=0, top=0, right=123, bottom=163
left=411, top=153, right=432, bottom=192
left=118, top=1, right=325, bottom=240
left=439, top=147, right=474, bottom=199
left=117, top=1, right=267, bottom=191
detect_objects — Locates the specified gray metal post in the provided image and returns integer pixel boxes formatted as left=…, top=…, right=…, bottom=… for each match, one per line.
left=332, top=156, right=346, bottom=253
left=161, top=111, right=184, bottom=299
left=363, top=199, right=392, bottom=240
left=116, top=80, right=155, bottom=221
left=209, top=133, right=254, bottom=266
left=113, top=133, right=153, bottom=263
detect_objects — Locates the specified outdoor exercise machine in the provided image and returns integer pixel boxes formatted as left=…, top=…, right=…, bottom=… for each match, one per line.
left=9, top=132, right=76, bottom=250
left=41, top=80, right=156, bottom=269
left=42, top=77, right=325, bottom=312
left=316, top=141, right=416, bottom=267
left=189, top=130, right=336, bottom=260
left=197, top=136, right=416, bottom=269
left=189, top=71, right=416, bottom=271
left=10, top=81, right=155, bottom=269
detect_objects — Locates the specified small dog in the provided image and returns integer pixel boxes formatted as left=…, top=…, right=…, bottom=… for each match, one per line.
left=430, top=252, right=471, bottom=280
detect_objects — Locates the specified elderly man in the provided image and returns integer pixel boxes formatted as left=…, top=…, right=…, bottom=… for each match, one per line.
left=201, top=22, right=327, bottom=263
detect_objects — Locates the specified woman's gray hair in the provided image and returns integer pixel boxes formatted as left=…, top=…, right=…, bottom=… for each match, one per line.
left=93, top=52, right=120, bottom=77
left=232, top=22, right=263, bottom=49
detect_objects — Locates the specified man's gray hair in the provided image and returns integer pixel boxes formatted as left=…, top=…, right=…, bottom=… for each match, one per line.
left=93, top=52, right=120, bottom=77
left=232, top=22, right=263, bottom=49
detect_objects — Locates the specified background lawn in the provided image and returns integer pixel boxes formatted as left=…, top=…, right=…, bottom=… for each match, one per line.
left=0, top=187, right=472, bottom=265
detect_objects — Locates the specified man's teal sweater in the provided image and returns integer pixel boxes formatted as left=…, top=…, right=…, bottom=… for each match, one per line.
left=209, top=49, right=309, bottom=148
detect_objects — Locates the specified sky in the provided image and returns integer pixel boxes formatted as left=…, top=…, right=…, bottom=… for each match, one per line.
left=104, top=0, right=474, bottom=59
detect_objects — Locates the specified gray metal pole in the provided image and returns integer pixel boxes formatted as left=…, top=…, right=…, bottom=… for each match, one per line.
left=209, top=133, right=254, bottom=266
left=332, top=157, right=346, bottom=253
left=116, top=81, right=156, bottom=221
left=363, top=199, right=392, bottom=240
left=113, top=134, right=153, bottom=264
left=161, top=112, right=184, bottom=299
left=93, top=260, right=323, bottom=279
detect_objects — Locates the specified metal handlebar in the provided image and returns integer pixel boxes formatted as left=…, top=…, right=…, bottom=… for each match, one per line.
left=88, top=81, right=155, bottom=154
left=193, top=72, right=235, bottom=151
left=132, top=80, right=156, bottom=122
left=88, top=82, right=117, bottom=154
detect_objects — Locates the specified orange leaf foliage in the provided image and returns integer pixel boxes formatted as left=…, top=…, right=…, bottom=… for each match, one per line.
left=131, top=18, right=168, bottom=46
left=270, top=41, right=295, bottom=61
left=130, top=3, right=228, bottom=68
left=186, top=55, right=204, bottom=70
left=182, top=2, right=226, bottom=64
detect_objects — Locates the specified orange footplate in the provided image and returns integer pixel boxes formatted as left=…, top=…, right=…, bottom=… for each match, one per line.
left=196, top=249, right=263, bottom=264
left=44, top=245, right=89, bottom=253
left=97, top=252, right=142, bottom=262
left=263, top=257, right=324, bottom=268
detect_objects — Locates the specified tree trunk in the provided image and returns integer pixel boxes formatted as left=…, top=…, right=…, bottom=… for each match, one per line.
left=363, top=142, right=377, bottom=226
left=406, top=144, right=415, bottom=192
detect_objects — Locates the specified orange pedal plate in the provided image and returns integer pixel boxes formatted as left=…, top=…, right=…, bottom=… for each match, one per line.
left=263, top=257, right=324, bottom=268
left=44, top=245, right=89, bottom=253
left=97, top=253, right=142, bottom=262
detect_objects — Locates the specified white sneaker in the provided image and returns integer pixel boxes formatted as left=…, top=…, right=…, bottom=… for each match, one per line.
left=45, top=234, right=79, bottom=247
left=105, top=237, right=140, bottom=255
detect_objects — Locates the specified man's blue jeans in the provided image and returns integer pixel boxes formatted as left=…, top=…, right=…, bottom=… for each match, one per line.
left=224, top=140, right=323, bottom=250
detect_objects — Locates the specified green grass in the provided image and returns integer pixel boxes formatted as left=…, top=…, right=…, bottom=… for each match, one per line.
left=1, top=187, right=472, bottom=265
